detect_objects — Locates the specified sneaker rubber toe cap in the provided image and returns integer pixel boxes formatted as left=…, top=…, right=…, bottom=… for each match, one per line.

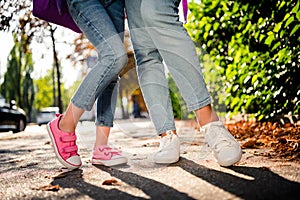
left=66, top=155, right=82, bottom=167
left=216, top=146, right=242, bottom=166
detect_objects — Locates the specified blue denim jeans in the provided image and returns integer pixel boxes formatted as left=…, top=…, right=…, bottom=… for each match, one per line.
left=66, top=0, right=127, bottom=127
left=95, top=0, right=125, bottom=127
left=125, top=0, right=211, bottom=134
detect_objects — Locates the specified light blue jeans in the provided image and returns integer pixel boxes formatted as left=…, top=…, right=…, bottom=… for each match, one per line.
left=125, top=0, right=211, bottom=134
left=94, top=0, right=125, bottom=127
left=66, top=0, right=127, bottom=127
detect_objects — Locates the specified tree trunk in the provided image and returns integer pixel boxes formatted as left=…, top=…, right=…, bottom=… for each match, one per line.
left=50, top=26, right=63, bottom=113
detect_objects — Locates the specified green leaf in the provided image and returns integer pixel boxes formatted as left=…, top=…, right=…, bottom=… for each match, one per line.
left=205, top=23, right=212, bottom=32
left=265, top=34, right=275, bottom=45
left=257, top=17, right=264, bottom=25
left=203, top=32, right=209, bottom=40
left=213, top=22, right=220, bottom=31
left=273, top=22, right=282, bottom=33
left=254, top=31, right=260, bottom=40
left=258, top=114, right=264, bottom=121
left=259, top=34, right=265, bottom=42
left=243, top=22, right=252, bottom=34
left=278, top=1, right=285, bottom=10
left=233, top=84, right=239, bottom=92
left=285, top=16, right=295, bottom=28
left=280, top=29, right=285, bottom=38
left=296, top=11, right=300, bottom=21
left=231, top=97, right=240, bottom=108
left=252, top=74, right=258, bottom=84
left=283, top=13, right=290, bottom=21
left=272, top=41, right=281, bottom=51
left=232, top=2, right=239, bottom=13
left=292, top=1, right=299, bottom=14
left=290, top=24, right=300, bottom=36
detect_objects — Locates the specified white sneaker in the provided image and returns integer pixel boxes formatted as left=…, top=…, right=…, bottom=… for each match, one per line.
left=153, top=131, right=180, bottom=164
left=201, top=120, right=242, bottom=166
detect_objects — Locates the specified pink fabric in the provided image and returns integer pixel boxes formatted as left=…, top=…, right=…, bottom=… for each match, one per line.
left=48, top=114, right=79, bottom=160
left=92, top=145, right=122, bottom=160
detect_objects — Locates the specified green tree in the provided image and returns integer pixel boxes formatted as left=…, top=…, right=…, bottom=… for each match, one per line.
left=34, top=70, right=54, bottom=110
left=34, top=68, right=69, bottom=112
left=1, top=33, right=34, bottom=121
left=1, top=0, right=70, bottom=114
left=186, top=0, right=300, bottom=120
left=21, top=52, right=35, bottom=121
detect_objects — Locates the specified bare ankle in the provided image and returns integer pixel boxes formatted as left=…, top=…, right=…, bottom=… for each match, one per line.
left=58, top=117, right=75, bottom=133
left=94, top=141, right=108, bottom=148
left=160, top=130, right=177, bottom=137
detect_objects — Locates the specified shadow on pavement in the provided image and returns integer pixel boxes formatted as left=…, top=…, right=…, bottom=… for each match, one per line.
left=173, top=157, right=300, bottom=200
left=96, top=165, right=195, bottom=200
left=50, top=169, right=141, bottom=199
left=50, top=166, right=194, bottom=200
left=49, top=158, right=300, bottom=199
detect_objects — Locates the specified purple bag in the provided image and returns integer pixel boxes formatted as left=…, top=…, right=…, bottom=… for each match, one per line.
left=32, top=0, right=82, bottom=33
left=182, top=0, right=188, bottom=23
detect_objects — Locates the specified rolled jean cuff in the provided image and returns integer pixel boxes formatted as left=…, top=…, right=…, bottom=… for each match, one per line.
left=187, top=97, right=212, bottom=112
left=156, top=124, right=177, bottom=135
left=71, top=99, right=94, bottom=111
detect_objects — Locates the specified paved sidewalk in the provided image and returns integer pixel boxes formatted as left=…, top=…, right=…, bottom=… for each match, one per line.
left=0, top=118, right=300, bottom=199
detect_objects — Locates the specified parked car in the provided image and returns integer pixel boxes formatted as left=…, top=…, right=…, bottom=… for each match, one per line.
left=0, top=95, right=27, bottom=133
left=37, top=107, right=59, bottom=126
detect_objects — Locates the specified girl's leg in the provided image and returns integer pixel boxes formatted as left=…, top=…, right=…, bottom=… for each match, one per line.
left=93, top=79, right=127, bottom=166
left=59, top=103, right=84, bottom=132
left=94, top=0, right=125, bottom=147
left=47, top=0, right=127, bottom=169
left=95, top=126, right=110, bottom=146
left=67, top=0, right=127, bottom=112
left=94, top=79, right=119, bottom=147
left=63, top=0, right=127, bottom=129
left=93, top=0, right=128, bottom=166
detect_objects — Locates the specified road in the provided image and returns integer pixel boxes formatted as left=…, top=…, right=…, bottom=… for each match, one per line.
left=1, top=118, right=300, bottom=199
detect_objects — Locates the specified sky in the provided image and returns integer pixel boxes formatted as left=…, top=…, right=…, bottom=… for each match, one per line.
left=0, top=32, right=14, bottom=81
left=0, top=27, right=79, bottom=88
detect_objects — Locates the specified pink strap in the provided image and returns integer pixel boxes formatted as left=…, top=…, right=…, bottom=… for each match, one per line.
left=182, top=0, right=188, bottom=23
left=63, top=145, right=78, bottom=153
left=99, top=146, right=122, bottom=155
left=60, top=135, right=76, bottom=142
left=100, top=147, right=120, bottom=153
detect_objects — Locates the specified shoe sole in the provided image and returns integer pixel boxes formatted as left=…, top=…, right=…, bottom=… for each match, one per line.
left=154, top=156, right=180, bottom=164
left=217, top=148, right=243, bottom=167
left=47, top=123, right=81, bottom=169
left=91, top=157, right=128, bottom=167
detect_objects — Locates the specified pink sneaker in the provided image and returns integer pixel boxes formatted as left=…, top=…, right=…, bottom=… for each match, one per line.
left=47, top=114, right=82, bottom=169
left=91, top=145, right=127, bottom=167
